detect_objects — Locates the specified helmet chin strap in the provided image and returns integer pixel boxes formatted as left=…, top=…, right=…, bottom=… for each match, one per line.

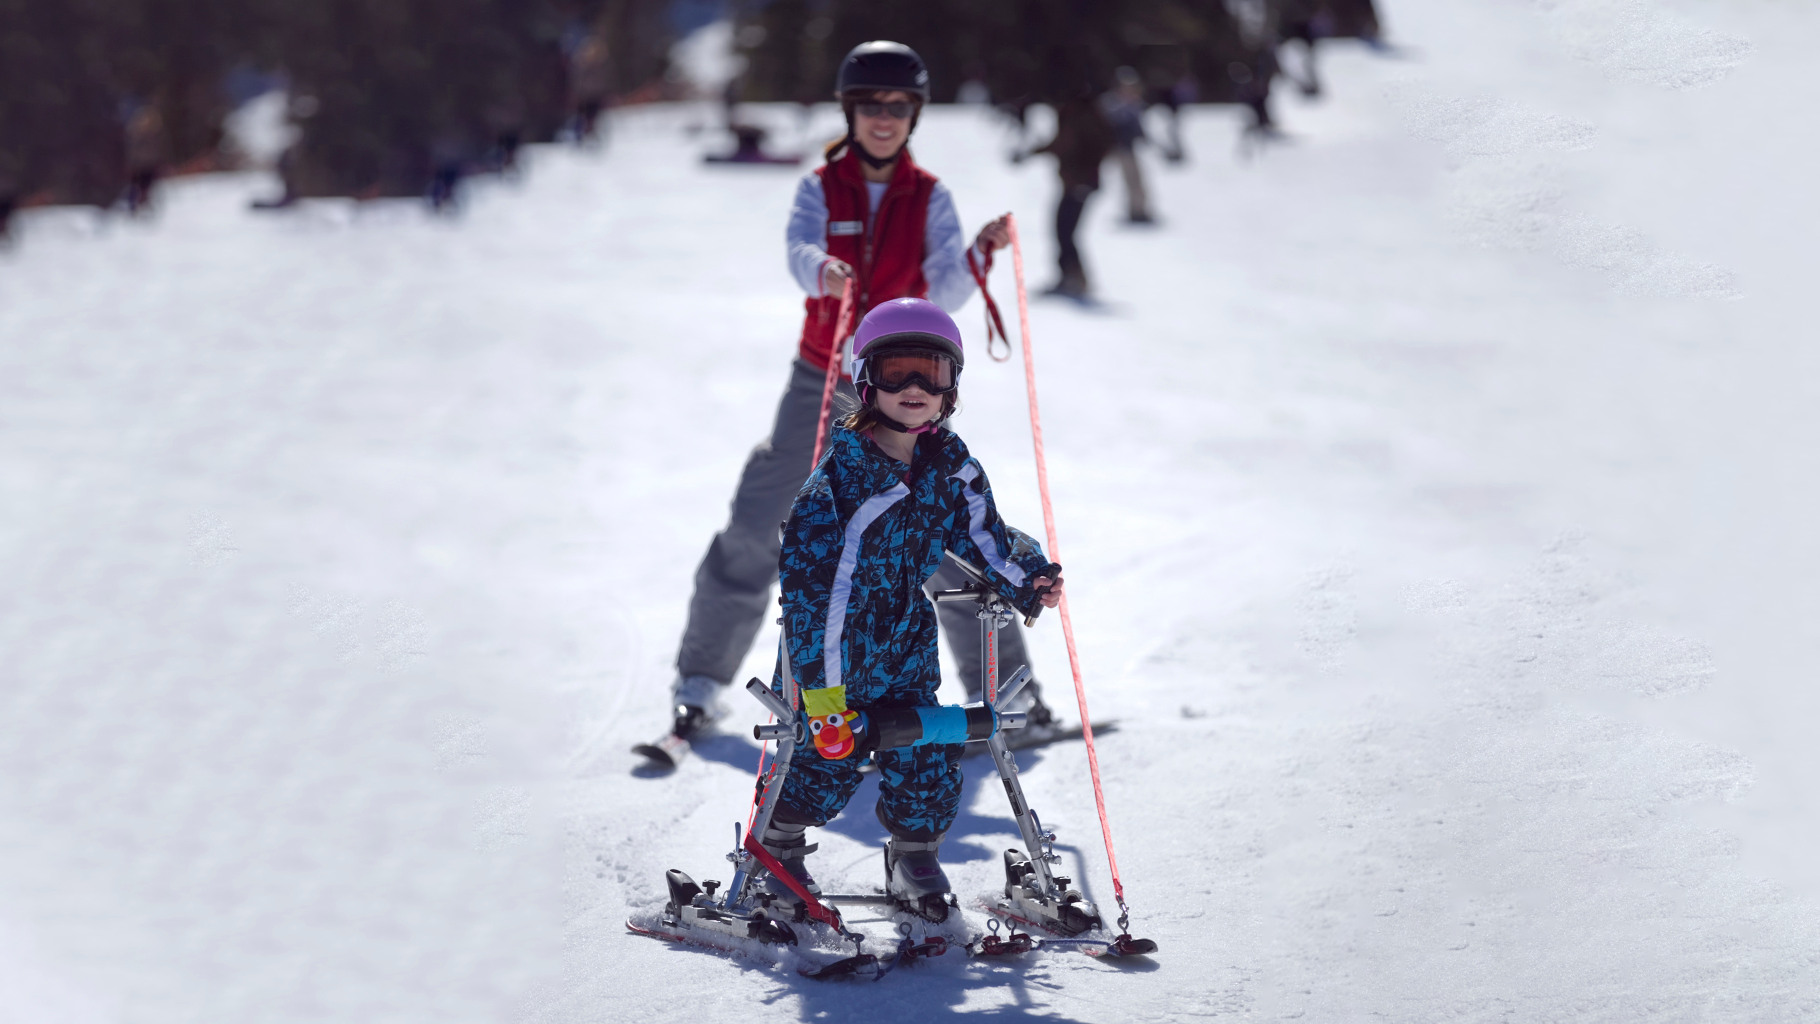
left=849, top=134, right=907, bottom=169
left=873, top=413, right=941, bottom=435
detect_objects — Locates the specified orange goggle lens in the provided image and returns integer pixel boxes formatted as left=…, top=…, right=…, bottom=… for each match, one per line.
left=869, top=351, right=956, bottom=393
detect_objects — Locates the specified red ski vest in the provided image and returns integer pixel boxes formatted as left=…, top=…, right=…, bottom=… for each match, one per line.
left=798, top=147, right=939, bottom=370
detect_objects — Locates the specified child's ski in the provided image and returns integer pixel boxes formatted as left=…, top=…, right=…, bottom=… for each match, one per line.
left=628, top=906, right=1151, bottom=982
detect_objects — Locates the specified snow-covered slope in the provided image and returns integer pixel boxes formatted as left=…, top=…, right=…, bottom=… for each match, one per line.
left=5, top=1, right=1820, bottom=1020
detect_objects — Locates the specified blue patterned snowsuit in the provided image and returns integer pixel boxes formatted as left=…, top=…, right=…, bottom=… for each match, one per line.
left=773, top=425, right=1058, bottom=840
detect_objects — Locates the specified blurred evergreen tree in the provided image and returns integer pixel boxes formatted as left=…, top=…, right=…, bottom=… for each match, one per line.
left=0, top=0, right=684, bottom=208
left=591, top=0, right=682, bottom=98
left=726, top=0, right=1381, bottom=106
left=1, top=0, right=269, bottom=211
left=0, top=0, right=123, bottom=209
left=272, top=0, right=569, bottom=197
left=1, top=0, right=1381, bottom=213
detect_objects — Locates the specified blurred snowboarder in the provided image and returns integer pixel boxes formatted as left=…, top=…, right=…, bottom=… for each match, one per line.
left=1100, top=67, right=1153, bottom=224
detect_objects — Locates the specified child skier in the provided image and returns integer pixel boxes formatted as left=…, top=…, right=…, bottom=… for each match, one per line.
left=757, top=297, right=1065, bottom=922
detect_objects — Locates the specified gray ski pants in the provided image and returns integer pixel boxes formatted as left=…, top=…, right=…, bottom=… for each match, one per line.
left=676, top=357, right=1034, bottom=700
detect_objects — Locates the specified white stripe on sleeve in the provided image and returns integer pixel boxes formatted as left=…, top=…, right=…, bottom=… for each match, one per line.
left=821, top=481, right=911, bottom=692
left=949, top=463, right=1028, bottom=587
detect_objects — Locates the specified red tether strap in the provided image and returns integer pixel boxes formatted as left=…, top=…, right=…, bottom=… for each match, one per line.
left=1004, top=214, right=1132, bottom=931
left=749, top=278, right=860, bottom=831
left=966, top=245, right=1013, bottom=362
left=811, top=278, right=858, bottom=466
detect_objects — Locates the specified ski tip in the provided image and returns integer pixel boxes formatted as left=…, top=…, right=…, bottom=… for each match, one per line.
left=799, top=953, right=879, bottom=980
left=632, top=733, right=691, bottom=771
left=630, top=744, right=679, bottom=769
left=1108, top=934, right=1158, bottom=957
left=624, top=918, right=674, bottom=940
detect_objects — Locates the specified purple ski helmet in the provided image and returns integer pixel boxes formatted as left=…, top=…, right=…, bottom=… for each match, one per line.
left=851, top=298, right=965, bottom=408
left=853, top=297, right=963, bottom=367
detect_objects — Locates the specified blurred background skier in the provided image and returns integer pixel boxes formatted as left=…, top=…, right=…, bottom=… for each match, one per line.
left=565, top=29, right=611, bottom=146
left=121, top=99, right=165, bottom=214
left=1026, top=81, right=1114, bottom=299
left=1226, top=0, right=1286, bottom=141
left=1278, top=0, right=1337, bottom=97
left=1100, top=67, right=1154, bottom=224
left=1154, top=71, right=1198, bottom=164
left=649, top=41, right=1062, bottom=762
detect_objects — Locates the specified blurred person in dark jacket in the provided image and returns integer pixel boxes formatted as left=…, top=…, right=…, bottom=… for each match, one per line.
left=1026, top=86, right=1114, bottom=299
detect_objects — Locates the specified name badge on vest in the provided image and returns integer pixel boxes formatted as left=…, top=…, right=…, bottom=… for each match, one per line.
left=828, top=220, right=863, bottom=236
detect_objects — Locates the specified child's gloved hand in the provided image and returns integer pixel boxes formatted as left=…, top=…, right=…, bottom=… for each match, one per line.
left=803, top=685, right=861, bottom=760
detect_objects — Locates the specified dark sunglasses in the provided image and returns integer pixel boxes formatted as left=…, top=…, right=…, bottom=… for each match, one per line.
left=864, top=350, right=958, bottom=394
left=855, top=101, right=917, bottom=120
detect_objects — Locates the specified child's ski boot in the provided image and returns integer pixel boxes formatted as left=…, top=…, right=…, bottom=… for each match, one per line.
left=759, top=821, right=821, bottom=913
left=885, top=835, right=953, bottom=922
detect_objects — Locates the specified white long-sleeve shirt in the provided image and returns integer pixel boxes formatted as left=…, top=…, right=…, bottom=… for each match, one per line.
left=785, top=174, right=986, bottom=311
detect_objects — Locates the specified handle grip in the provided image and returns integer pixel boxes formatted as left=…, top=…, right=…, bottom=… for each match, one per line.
left=1025, top=579, right=1056, bottom=627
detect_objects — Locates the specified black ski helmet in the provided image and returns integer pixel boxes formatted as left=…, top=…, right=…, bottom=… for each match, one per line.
left=835, top=41, right=931, bottom=101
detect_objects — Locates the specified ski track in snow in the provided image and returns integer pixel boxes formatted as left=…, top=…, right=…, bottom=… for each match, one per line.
left=5, top=0, right=1820, bottom=1021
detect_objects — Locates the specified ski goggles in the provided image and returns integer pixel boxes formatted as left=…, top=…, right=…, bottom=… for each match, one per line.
left=861, top=350, right=959, bottom=394
left=854, top=100, right=918, bottom=120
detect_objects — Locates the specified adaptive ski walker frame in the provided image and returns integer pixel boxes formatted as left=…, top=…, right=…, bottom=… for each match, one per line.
left=656, top=553, right=1118, bottom=953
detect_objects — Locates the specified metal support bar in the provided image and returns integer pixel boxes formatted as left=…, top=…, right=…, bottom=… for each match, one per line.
left=728, top=631, right=801, bottom=911
left=994, top=665, right=1033, bottom=713
left=939, top=553, right=1068, bottom=905
left=745, top=676, right=793, bottom=720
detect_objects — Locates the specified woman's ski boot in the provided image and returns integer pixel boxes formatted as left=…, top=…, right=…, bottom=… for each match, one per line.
left=885, top=835, right=953, bottom=922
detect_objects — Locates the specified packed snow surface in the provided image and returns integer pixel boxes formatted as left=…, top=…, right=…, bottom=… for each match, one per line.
left=4, top=1, right=1820, bottom=1020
